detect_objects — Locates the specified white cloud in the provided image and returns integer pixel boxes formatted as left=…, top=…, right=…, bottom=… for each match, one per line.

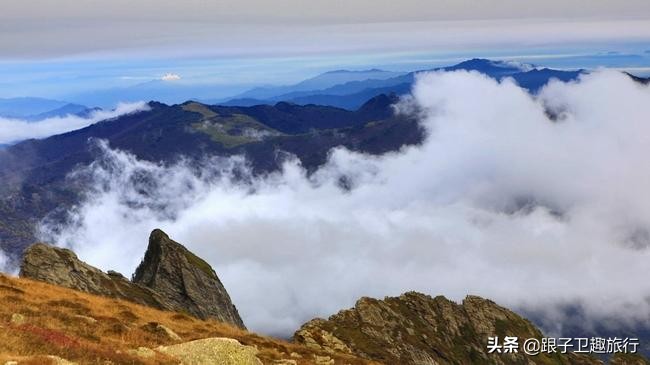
left=161, top=73, right=181, bottom=81
left=0, top=250, right=9, bottom=274
left=37, top=70, right=650, bottom=337
left=0, top=102, right=151, bottom=145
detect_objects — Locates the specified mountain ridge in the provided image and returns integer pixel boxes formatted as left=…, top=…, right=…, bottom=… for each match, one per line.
left=219, top=58, right=584, bottom=110
left=0, top=95, right=422, bottom=259
left=295, top=291, right=646, bottom=365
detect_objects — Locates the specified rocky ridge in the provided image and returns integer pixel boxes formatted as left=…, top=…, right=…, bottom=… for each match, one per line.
left=19, top=229, right=245, bottom=329
left=294, top=291, right=608, bottom=365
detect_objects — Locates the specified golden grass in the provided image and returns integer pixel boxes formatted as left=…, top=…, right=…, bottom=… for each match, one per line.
left=0, top=274, right=376, bottom=365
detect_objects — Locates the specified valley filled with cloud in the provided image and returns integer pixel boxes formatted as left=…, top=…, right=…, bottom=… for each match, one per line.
left=35, top=70, right=650, bottom=336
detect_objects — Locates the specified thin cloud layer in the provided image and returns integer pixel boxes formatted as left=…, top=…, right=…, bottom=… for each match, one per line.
left=38, top=70, right=650, bottom=336
left=3, top=1, right=650, bottom=59
left=0, top=102, right=150, bottom=145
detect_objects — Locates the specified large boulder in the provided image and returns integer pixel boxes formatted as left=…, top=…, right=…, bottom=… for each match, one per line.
left=294, top=292, right=601, bottom=365
left=19, top=229, right=245, bottom=329
left=157, top=337, right=262, bottom=365
left=133, top=229, right=245, bottom=329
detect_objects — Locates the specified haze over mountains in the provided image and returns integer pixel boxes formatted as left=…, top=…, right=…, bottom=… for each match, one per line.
left=0, top=59, right=587, bottom=117
left=0, top=58, right=587, bottom=142
left=218, top=58, right=583, bottom=110
left=0, top=98, right=94, bottom=121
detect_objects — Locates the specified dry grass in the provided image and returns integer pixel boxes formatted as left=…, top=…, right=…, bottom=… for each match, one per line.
left=0, top=274, right=376, bottom=365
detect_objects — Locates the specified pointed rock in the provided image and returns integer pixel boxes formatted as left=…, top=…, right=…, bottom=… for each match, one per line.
left=133, top=229, right=245, bottom=329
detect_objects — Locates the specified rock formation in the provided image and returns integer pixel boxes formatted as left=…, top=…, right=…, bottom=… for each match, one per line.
left=133, top=229, right=245, bottom=328
left=294, top=291, right=601, bottom=365
left=20, top=229, right=245, bottom=329
left=19, top=243, right=169, bottom=310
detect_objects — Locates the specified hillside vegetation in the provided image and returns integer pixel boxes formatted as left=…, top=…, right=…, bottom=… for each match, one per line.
left=0, top=274, right=374, bottom=365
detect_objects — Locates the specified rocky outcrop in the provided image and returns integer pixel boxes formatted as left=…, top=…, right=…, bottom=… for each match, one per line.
left=19, top=243, right=169, bottom=310
left=294, top=291, right=601, bottom=365
left=19, top=229, right=245, bottom=329
left=133, top=229, right=245, bottom=328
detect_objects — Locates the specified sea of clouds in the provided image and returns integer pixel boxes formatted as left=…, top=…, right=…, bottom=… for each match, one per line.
left=36, top=69, right=650, bottom=337
left=0, top=102, right=150, bottom=145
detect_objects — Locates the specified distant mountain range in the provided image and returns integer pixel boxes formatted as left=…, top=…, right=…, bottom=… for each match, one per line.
left=0, top=97, right=70, bottom=118
left=0, top=97, right=96, bottom=121
left=2, top=59, right=632, bottom=116
left=219, top=68, right=405, bottom=101
left=218, top=59, right=585, bottom=110
left=62, top=69, right=404, bottom=108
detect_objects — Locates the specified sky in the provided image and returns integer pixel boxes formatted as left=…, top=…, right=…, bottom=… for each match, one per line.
left=1, top=0, right=649, bottom=101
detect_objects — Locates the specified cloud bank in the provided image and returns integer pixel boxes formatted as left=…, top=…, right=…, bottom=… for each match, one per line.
left=0, top=102, right=150, bottom=145
left=38, top=70, right=650, bottom=336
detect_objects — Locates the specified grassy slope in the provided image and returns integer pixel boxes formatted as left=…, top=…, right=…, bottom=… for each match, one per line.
left=0, top=274, right=375, bottom=365
left=184, top=102, right=283, bottom=148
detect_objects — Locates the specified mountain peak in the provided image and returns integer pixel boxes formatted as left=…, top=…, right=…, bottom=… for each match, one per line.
left=445, top=58, right=534, bottom=74
left=133, top=229, right=246, bottom=328
left=149, top=227, right=171, bottom=244
left=355, top=93, right=399, bottom=120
